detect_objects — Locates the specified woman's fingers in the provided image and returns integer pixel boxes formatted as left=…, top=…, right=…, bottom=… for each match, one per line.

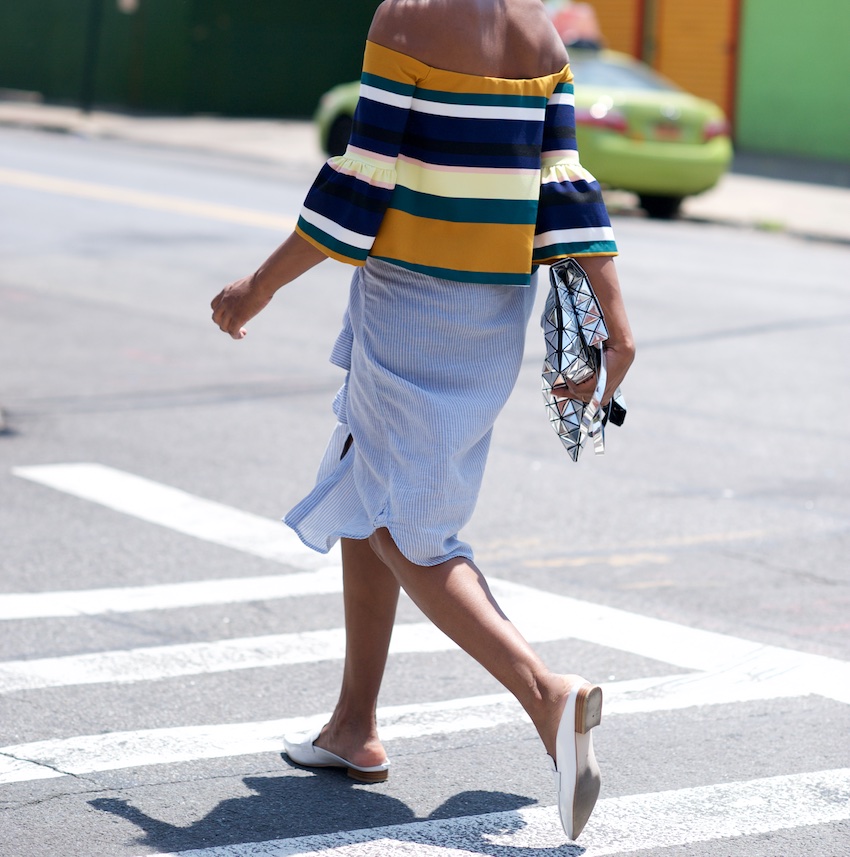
left=210, top=277, right=263, bottom=339
left=552, top=375, right=596, bottom=403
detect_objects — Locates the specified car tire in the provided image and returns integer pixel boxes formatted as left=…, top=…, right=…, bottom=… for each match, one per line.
left=326, top=115, right=354, bottom=157
left=638, top=194, right=683, bottom=220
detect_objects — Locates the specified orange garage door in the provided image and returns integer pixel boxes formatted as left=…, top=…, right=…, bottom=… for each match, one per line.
left=588, top=0, right=645, bottom=56
left=653, top=0, right=740, bottom=115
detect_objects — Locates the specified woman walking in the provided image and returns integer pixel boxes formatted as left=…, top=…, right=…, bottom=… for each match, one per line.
left=211, top=0, right=634, bottom=840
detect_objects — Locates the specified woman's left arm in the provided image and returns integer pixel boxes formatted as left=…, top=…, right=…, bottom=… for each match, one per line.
left=211, top=231, right=327, bottom=340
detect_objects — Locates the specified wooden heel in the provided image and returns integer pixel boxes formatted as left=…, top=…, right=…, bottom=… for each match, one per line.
left=347, top=767, right=389, bottom=783
left=574, top=684, right=603, bottom=734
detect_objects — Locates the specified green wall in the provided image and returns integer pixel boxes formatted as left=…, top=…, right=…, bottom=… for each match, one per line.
left=736, top=0, right=850, bottom=162
left=0, top=0, right=192, bottom=111
left=0, top=0, right=377, bottom=116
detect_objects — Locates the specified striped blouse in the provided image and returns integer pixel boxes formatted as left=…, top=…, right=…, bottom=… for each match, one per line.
left=296, top=41, right=617, bottom=287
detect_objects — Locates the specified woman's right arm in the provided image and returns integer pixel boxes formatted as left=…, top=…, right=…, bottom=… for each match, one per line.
left=210, top=231, right=327, bottom=340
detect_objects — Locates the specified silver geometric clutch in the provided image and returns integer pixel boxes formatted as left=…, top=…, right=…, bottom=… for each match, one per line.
left=541, top=258, right=626, bottom=461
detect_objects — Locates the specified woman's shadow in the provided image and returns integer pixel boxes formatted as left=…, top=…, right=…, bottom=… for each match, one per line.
left=90, top=765, right=585, bottom=855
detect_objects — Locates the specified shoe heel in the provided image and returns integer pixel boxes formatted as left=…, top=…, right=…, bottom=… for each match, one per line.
left=574, top=684, right=603, bottom=734
left=346, top=767, right=389, bottom=783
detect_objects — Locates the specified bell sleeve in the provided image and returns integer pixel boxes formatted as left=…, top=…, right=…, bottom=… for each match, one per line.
left=533, top=67, right=618, bottom=264
left=296, top=42, right=426, bottom=266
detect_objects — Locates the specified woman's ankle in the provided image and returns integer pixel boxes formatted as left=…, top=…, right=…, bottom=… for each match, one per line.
left=316, top=714, right=387, bottom=766
left=528, top=674, right=577, bottom=759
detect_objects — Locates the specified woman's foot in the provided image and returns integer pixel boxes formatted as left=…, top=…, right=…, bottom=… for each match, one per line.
left=543, top=675, right=603, bottom=840
left=283, top=720, right=390, bottom=783
left=313, top=719, right=389, bottom=770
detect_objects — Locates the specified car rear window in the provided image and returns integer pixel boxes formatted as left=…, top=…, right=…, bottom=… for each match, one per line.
left=569, top=54, right=679, bottom=93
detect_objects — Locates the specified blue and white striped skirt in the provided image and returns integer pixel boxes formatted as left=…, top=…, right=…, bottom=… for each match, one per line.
left=285, top=258, right=538, bottom=566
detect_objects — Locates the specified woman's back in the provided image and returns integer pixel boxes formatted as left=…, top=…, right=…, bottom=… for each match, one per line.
left=370, top=0, right=568, bottom=80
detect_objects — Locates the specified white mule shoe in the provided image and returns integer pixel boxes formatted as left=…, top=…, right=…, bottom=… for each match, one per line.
left=283, top=728, right=390, bottom=783
left=550, top=680, right=602, bottom=840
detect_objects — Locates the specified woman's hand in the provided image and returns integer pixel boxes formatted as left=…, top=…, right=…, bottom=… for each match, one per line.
left=211, top=273, right=273, bottom=340
left=210, top=231, right=328, bottom=340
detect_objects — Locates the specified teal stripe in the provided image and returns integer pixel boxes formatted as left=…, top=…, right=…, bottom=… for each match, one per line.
left=392, top=187, right=537, bottom=225
left=413, top=89, right=548, bottom=109
left=373, top=256, right=531, bottom=287
left=361, top=72, right=416, bottom=97
left=553, top=82, right=575, bottom=95
left=533, top=240, right=618, bottom=261
left=297, top=217, right=369, bottom=263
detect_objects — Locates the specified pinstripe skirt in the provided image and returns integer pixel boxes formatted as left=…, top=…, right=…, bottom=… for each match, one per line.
left=284, top=258, right=538, bottom=566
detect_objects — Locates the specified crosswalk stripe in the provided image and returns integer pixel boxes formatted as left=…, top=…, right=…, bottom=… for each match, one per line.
left=2, top=574, right=849, bottom=706
left=145, top=768, right=850, bottom=856
left=12, top=463, right=327, bottom=569
left=7, top=461, right=850, bottom=855
left=0, top=568, right=344, bottom=620
left=0, top=671, right=804, bottom=785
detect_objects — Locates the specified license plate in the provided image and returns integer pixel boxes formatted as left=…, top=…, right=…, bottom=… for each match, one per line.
left=653, top=121, right=682, bottom=141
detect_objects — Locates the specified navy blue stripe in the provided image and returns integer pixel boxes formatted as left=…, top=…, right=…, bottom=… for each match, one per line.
left=406, top=113, right=544, bottom=147
left=543, top=102, right=577, bottom=150
left=304, top=167, right=392, bottom=237
left=349, top=98, right=410, bottom=157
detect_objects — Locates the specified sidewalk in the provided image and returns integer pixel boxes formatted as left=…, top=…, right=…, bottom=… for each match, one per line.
left=2, top=99, right=849, bottom=246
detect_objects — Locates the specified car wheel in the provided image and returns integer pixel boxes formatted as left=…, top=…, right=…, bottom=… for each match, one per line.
left=639, top=194, right=683, bottom=220
left=326, top=115, right=354, bottom=157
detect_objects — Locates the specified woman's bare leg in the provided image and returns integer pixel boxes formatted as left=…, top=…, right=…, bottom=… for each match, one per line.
left=314, top=536, right=400, bottom=767
left=369, top=528, right=573, bottom=760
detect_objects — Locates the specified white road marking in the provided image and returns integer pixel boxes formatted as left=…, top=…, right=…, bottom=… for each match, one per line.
left=8, top=464, right=850, bottom=709
left=146, top=768, right=850, bottom=856
left=0, top=168, right=296, bottom=231
left=4, top=578, right=848, bottom=702
left=0, top=672, right=804, bottom=785
left=0, top=624, right=387, bottom=693
left=0, top=568, right=344, bottom=621
left=13, top=463, right=329, bottom=569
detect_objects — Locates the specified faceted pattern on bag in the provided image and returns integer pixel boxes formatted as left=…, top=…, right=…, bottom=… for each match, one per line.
left=541, top=259, right=609, bottom=461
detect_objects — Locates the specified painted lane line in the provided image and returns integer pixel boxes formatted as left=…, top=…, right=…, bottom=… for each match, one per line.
left=13, top=463, right=329, bottom=570
left=0, top=672, right=803, bottom=785
left=0, top=622, right=453, bottom=694
left=12, top=463, right=850, bottom=706
left=2, top=576, right=848, bottom=706
left=0, top=168, right=296, bottom=231
left=0, top=568, right=343, bottom=621
left=147, top=768, right=850, bottom=856
left=490, top=578, right=850, bottom=706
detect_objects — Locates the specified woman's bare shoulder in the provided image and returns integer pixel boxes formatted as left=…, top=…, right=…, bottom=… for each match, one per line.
left=368, top=0, right=429, bottom=53
left=368, top=0, right=568, bottom=78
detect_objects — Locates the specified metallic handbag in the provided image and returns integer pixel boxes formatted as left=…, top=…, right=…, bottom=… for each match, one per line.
left=541, top=258, right=626, bottom=461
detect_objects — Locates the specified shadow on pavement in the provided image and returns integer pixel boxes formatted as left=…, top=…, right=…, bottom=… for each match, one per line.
left=89, top=771, right=584, bottom=855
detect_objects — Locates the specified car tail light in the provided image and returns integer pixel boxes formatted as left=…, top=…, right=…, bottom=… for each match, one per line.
left=703, top=118, right=729, bottom=142
left=575, top=105, right=628, bottom=133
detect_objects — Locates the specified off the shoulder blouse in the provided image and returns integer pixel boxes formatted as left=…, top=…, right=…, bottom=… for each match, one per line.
left=296, top=41, right=617, bottom=287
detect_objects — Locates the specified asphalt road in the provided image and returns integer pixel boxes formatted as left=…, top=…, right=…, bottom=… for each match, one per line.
left=1, top=126, right=849, bottom=857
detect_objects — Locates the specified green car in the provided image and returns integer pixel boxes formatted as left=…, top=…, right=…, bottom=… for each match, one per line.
left=314, top=48, right=732, bottom=220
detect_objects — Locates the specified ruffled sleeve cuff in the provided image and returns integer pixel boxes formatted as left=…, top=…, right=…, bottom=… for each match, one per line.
left=533, top=156, right=618, bottom=263
left=296, top=152, right=398, bottom=266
